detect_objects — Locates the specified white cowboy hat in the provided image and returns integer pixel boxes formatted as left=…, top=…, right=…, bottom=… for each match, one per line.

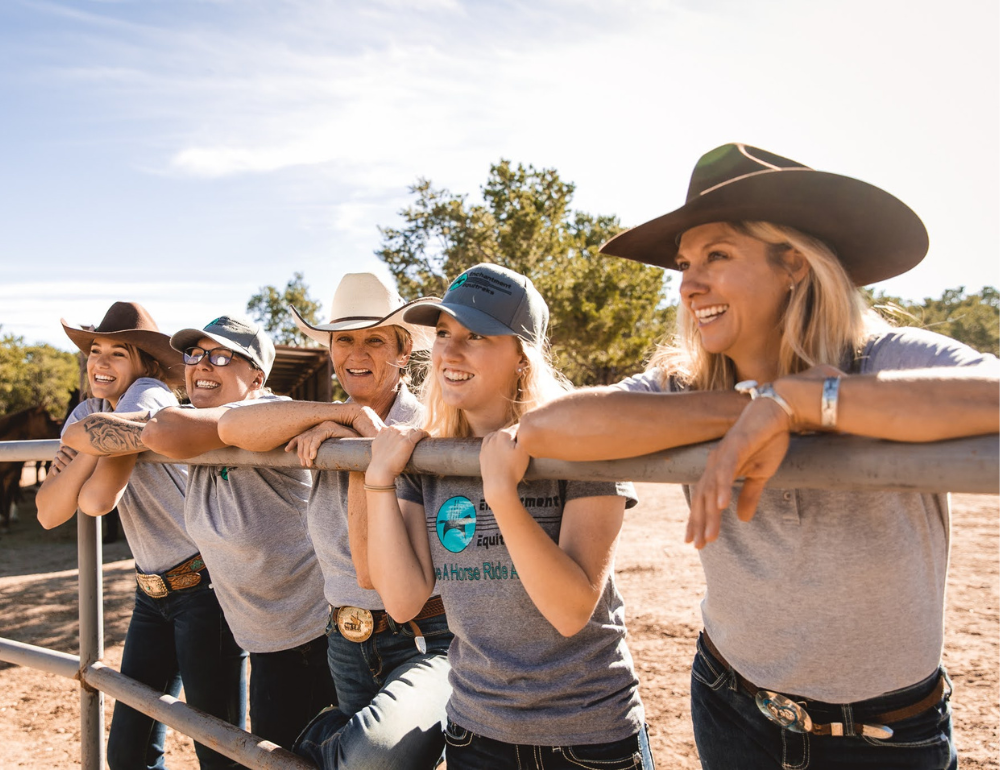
left=291, top=273, right=437, bottom=351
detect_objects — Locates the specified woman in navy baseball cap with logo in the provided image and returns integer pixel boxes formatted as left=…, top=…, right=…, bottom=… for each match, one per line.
left=365, top=263, right=654, bottom=770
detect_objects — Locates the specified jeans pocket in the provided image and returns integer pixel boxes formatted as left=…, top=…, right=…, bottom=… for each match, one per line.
left=443, top=719, right=474, bottom=748
left=691, top=644, right=728, bottom=690
left=561, top=736, right=641, bottom=770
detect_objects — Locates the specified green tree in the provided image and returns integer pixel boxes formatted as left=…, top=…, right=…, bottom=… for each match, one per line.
left=247, top=272, right=323, bottom=346
left=0, top=330, right=79, bottom=418
left=867, top=286, right=999, bottom=357
left=377, top=160, right=672, bottom=385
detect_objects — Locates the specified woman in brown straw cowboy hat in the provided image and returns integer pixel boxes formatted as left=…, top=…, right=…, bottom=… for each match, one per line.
left=518, top=144, right=999, bottom=770
left=217, top=273, right=455, bottom=769
left=37, top=301, right=245, bottom=770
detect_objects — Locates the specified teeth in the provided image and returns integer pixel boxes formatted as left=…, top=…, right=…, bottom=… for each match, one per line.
left=444, top=370, right=473, bottom=382
left=93, top=375, right=115, bottom=383
left=694, top=304, right=728, bottom=321
left=195, top=380, right=220, bottom=389
left=346, top=369, right=371, bottom=375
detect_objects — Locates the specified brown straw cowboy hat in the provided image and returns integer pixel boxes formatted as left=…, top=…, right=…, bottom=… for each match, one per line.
left=61, top=301, right=184, bottom=385
left=599, top=143, right=929, bottom=286
left=292, top=272, right=436, bottom=352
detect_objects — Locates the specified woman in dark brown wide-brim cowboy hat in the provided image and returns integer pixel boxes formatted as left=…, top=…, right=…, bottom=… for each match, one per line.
left=518, top=144, right=999, bottom=770
left=37, top=301, right=246, bottom=770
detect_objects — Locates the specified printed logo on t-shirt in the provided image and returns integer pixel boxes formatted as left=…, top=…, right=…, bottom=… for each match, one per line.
left=435, top=496, right=476, bottom=553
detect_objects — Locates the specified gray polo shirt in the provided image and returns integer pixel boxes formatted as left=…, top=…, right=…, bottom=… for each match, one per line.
left=614, top=327, right=998, bottom=702
left=397, top=473, right=644, bottom=746
left=183, top=395, right=328, bottom=653
left=64, top=378, right=194, bottom=574
left=305, top=385, right=426, bottom=610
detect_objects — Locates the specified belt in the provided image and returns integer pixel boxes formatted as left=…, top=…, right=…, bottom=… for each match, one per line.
left=135, top=554, right=207, bottom=599
left=331, top=595, right=446, bottom=652
left=702, top=631, right=948, bottom=739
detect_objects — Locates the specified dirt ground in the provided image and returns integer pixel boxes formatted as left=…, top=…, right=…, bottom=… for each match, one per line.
left=1, top=482, right=997, bottom=769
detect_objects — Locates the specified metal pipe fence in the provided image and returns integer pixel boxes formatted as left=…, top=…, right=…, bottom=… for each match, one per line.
left=0, top=434, right=997, bottom=769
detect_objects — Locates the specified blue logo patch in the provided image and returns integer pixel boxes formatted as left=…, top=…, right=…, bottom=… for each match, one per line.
left=435, top=496, right=476, bottom=553
left=448, top=273, right=469, bottom=291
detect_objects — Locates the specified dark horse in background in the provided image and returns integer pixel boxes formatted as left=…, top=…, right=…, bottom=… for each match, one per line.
left=0, top=404, right=63, bottom=533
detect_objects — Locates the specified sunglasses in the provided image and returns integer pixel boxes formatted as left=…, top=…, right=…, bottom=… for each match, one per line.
left=183, top=346, right=253, bottom=368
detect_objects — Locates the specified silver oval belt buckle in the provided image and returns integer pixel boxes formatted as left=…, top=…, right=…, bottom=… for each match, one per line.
left=755, top=690, right=814, bottom=733
left=336, top=606, right=374, bottom=643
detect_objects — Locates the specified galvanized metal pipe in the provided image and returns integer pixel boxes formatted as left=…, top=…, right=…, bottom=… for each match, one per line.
left=77, top=510, right=104, bottom=770
left=0, top=637, right=80, bottom=679
left=1, top=435, right=998, bottom=493
left=83, top=662, right=316, bottom=769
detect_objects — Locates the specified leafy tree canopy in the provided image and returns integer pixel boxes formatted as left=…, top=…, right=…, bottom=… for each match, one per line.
left=376, top=160, right=673, bottom=385
left=247, top=271, right=323, bottom=346
left=0, top=329, right=79, bottom=418
left=867, top=286, right=999, bottom=357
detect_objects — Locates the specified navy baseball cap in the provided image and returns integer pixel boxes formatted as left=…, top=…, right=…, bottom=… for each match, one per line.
left=403, top=263, right=549, bottom=345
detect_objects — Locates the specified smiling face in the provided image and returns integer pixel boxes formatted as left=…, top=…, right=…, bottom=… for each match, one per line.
left=329, top=326, right=409, bottom=417
left=184, top=336, right=262, bottom=408
left=677, top=222, right=802, bottom=381
left=87, top=337, right=148, bottom=408
left=432, top=314, right=524, bottom=436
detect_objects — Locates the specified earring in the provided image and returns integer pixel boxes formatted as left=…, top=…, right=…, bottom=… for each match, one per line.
left=788, top=283, right=795, bottom=292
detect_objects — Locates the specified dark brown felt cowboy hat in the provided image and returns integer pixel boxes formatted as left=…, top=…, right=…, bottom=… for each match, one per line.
left=599, top=143, right=929, bottom=286
left=61, top=301, right=184, bottom=385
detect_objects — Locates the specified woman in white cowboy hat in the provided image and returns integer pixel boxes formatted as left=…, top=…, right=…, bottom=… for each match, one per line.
left=364, top=263, right=653, bottom=770
left=517, top=144, right=999, bottom=770
left=137, top=313, right=335, bottom=752
left=216, top=273, right=453, bottom=770
left=38, top=301, right=245, bottom=770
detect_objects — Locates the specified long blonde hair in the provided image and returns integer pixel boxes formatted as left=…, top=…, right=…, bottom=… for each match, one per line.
left=420, top=336, right=572, bottom=438
left=649, top=221, right=886, bottom=391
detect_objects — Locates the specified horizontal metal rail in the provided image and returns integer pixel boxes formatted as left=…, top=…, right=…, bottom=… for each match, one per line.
left=3, top=434, right=998, bottom=493
left=0, top=639, right=312, bottom=769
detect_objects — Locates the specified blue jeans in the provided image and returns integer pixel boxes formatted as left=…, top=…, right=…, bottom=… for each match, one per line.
left=690, top=633, right=956, bottom=770
left=249, top=633, right=337, bottom=749
left=443, top=720, right=655, bottom=770
left=293, top=611, right=453, bottom=769
left=107, top=582, right=247, bottom=770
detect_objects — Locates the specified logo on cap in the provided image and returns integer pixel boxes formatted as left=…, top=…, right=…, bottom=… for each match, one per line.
left=449, top=274, right=469, bottom=291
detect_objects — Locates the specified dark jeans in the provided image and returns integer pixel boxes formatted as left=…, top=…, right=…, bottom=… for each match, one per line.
left=293, top=612, right=453, bottom=769
left=107, top=583, right=247, bottom=770
left=443, top=720, right=655, bottom=770
left=249, top=633, right=337, bottom=749
left=690, top=633, right=956, bottom=770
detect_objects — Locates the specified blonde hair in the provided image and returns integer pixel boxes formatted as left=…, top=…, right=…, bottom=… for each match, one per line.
left=649, top=221, right=886, bottom=391
left=420, top=336, right=572, bottom=438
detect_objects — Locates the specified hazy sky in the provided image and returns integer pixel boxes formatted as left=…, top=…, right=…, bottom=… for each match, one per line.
left=2, top=0, right=997, bottom=351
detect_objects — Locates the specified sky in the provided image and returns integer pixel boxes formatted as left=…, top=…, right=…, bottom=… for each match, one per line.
left=1, top=0, right=997, bottom=352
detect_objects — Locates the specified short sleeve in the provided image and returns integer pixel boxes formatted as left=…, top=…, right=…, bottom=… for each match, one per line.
left=397, top=473, right=424, bottom=506
left=564, top=479, right=639, bottom=510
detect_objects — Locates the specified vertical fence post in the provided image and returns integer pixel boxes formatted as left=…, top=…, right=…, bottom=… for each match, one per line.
left=78, top=511, right=105, bottom=769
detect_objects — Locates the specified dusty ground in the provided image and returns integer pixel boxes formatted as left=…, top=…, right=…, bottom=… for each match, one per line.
left=1, top=482, right=997, bottom=769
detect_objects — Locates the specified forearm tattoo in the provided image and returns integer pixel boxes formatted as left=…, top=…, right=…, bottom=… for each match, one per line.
left=83, top=418, right=146, bottom=455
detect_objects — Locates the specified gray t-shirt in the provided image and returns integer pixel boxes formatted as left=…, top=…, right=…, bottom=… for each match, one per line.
left=306, top=385, right=426, bottom=609
left=615, top=327, right=999, bottom=702
left=182, top=394, right=327, bottom=653
left=64, top=378, right=194, bottom=574
left=397, top=473, right=644, bottom=746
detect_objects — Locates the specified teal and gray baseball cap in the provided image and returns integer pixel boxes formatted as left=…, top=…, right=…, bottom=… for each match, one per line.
left=403, top=263, right=549, bottom=346
left=170, top=314, right=276, bottom=379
